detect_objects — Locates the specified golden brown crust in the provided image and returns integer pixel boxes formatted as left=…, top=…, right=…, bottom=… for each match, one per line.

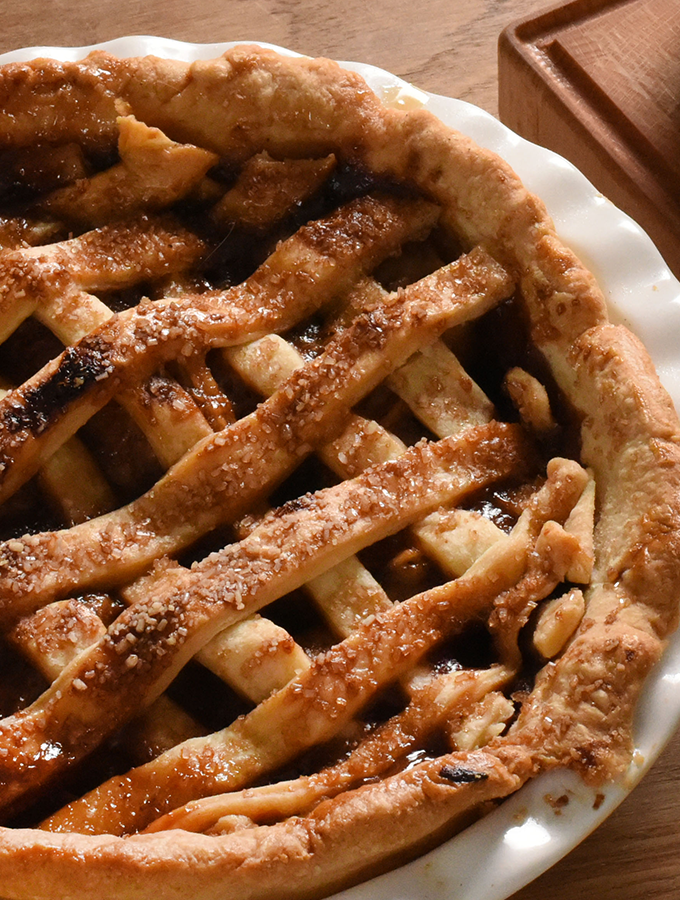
left=0, top=44, right=677, bottom=900
left=0, top=750, right=529, bottom=900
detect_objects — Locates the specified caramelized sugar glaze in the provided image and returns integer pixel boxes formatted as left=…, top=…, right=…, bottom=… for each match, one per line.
left=0, top=45, right=677, bottom=900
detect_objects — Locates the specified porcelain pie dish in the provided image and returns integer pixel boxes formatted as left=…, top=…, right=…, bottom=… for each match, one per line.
left=0, top=36, right=678, bottom=900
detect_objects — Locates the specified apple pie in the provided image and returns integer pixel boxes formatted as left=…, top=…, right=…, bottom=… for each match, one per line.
left=0, top=44, right=677, bottom=900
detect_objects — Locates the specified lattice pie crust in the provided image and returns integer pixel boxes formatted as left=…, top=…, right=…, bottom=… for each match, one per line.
left=0, top=45, right=677, bottom=900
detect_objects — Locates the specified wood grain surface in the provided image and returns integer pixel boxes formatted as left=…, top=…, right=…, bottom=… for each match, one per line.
left=499, top=0, right=680, bottom=278
left=0, top=0, right=551, bottom=116
left=1, top=2, right=679, bottom=899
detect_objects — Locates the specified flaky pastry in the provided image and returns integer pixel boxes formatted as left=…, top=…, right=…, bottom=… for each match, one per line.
left=0, top=44, right=676, bottom=900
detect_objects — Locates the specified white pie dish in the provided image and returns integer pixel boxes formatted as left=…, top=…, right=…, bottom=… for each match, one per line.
left=0, top=34, right=679, bottom=900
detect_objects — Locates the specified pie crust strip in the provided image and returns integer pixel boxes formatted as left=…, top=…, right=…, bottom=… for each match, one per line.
left=0, top=192, right=437, bottom=503
left=127, top=304, right=508, bottom=693
left=0, top=221, right=216, bottom=470
left=5, top=281, right=471, bottom=717
left=126, top=302, right=503, bottom=690
left=0, top=246, right=512, bottom=626
left=210, top=151, right=337, bottom=231
left=42, top=454, right=586, bottom=835
left=0, top=379, right=118, bottom=524
left=37, top=115, right=219, bottom=228
left=144, top=664, right=514, bottom=834
left=0, top=420, right=525, bottom=820
left=224, top=324, right=501, bottom=630
left=0, top=153, right=376, bottom=714
left=2, top=397, right=304, bottom=726
left=15, top=215, right=208, bottom=299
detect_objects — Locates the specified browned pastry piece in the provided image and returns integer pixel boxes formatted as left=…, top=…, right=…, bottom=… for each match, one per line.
left=0, top=45, right=676, bottom=900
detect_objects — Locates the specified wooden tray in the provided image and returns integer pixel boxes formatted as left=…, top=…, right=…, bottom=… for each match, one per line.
left=498, top=0, right=680, bottom=278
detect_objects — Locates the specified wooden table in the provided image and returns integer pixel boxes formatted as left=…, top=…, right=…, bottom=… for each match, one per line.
left=1, top=1, right=678, bottom=899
